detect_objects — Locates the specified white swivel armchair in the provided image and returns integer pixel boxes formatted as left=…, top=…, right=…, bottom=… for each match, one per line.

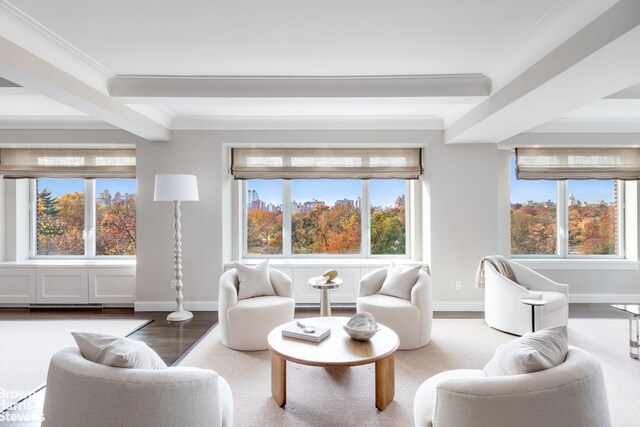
left=357, top=267, right=433, bottom=350
left=43, top=348, right=233, bottom=427
left=414, top=346, right=611, bottom=427
left=219, top=267, right=295, bottom=351
left=484, top=260, right=568, bottom=336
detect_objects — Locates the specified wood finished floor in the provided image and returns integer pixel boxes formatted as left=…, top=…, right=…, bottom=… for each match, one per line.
left=0, top=303, right=630, bottom=425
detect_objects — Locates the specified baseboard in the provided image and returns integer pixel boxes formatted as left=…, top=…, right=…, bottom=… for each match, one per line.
left=568, top=294, right=640, bottom=303
left=433, top=301, right=485, bottom=312
left=134, top=301, right=218, bottom=311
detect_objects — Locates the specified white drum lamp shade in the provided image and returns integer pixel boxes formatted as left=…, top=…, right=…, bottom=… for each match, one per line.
left=154, top=174, right=199, bottom=202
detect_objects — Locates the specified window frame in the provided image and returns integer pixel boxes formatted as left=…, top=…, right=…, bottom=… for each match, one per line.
left=242, top=179, right=411, bottom=259
left=29, top=178, right=136, bottom=259
left=511, top=179, right=625, bottom=260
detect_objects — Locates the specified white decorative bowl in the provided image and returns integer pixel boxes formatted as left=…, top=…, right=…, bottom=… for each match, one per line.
left=343, top=312, right=381, bottom=341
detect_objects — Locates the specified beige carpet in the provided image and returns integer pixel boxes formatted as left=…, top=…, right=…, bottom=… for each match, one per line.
left=0, top=319, right=149, bottom=412
left=179, top=318, right=639, bottom=427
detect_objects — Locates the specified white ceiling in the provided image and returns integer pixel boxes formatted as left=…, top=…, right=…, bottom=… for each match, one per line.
left=0, top=0, right=638, bottom=143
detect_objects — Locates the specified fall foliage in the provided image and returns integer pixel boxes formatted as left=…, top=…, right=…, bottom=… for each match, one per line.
left=511, top=202, right=617, bottom=255
left=37, top=188, right=136, bottom=256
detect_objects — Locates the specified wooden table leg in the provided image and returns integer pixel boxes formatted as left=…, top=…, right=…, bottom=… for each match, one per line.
left=375, top=353, right=395, bottom=410
left=271, top=352, right=286, bottom=406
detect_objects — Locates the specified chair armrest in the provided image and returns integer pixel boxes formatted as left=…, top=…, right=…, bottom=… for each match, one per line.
left=510, top=262, right=569, bottom=294
left=411, top=270, right=432, bottom=309
left=269, top=268, right=294, bottom=298
left=359, top=267, right=387, bottom=297
left=219, top=269, right=239, bottom=310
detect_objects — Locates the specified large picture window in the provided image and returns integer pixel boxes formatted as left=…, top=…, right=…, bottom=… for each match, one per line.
left=33, top=178, right=136, bottom=257
left=510, top=156, right=622, bottom=257
left=244, top=179, right=409, bottom=257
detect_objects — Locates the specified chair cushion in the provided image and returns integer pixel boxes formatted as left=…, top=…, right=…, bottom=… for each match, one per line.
left=236, top=259, right=276, bottom=300
left=358, top=293, right=415, bottom=310
left=378, top=263, right=421, bottom=300
left=483, top=326, right=568, bottom=376
left=72, top=332, right=167, bottom=370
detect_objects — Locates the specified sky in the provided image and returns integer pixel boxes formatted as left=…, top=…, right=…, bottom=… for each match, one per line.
left=38, top=178, right=137, bottom=198
left=248, top=179, right=405, bottom=207
left=509, top=156, right=615, bottom=203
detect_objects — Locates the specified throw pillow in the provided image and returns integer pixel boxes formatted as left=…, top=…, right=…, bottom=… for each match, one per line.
left=72, top=332, right=167, bottom=370
left=483, top=326, right=568, bottom=376
left=377, top=263, right=422, bottom=300
left=236, top=259, right=275, bottom=300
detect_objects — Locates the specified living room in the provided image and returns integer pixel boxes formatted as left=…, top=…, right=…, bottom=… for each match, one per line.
left=1, top=0, right=639, bottom=426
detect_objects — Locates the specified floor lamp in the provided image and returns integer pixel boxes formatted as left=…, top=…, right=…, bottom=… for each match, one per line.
left=154, top=174, right=199, bottom=322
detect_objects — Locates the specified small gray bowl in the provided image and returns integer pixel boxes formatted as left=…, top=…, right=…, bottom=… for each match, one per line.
left=343, top=312, right=381, bottom=341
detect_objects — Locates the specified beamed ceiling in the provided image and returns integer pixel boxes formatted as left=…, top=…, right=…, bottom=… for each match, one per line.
left=0, top=0, right=639, bottom=146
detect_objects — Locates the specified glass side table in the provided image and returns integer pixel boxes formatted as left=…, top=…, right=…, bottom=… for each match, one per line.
left=611, top=304, right=640, bottom=360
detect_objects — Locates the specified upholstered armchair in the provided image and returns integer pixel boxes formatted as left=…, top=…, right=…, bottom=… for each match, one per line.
left=218, top=267, right=295, bottom=351
left=43, top=348, right=233, bottom=427
left=414, top=346, right=611, bottom=427
left=356, top=267, right=433, bottom=350
left=484, top=260, right=568, bottom=336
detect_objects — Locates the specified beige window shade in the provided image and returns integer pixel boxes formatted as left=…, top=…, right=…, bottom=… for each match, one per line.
left=0, top=149, right=136, bottom=178
left=231, top=148, right=423, bottom=179
left=516, top=147, right=640, bottom=180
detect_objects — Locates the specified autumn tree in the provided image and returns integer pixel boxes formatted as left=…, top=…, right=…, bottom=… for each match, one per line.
left=371, top=207, right=405, bottom=254
left=97, top=195, right=137, bottom=255
left=247, top=209, right=282, bottom=254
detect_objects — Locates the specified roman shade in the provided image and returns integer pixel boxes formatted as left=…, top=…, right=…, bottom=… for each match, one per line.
left=516, top=147, right=640, bottom=180
left=0, top=148, right=136, bottom=178
left=231, top=148, right=423, bottom=179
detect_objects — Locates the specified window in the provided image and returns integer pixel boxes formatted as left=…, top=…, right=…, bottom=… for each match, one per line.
left=33, top=178, right=136, bottom=257
left=510, top=155, right=622, bottom=257
left=244, top=179, right=409, bottom=257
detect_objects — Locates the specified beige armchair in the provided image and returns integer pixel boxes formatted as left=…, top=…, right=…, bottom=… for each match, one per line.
left=218, top=267, right=295, bottom=351
left=356, top=267, right=433, bottom=350
left=484, top=260, right=568, bottom=336
left=43, top=348, right=233, bottom=427
left=414, top=346, right=610, bottom=427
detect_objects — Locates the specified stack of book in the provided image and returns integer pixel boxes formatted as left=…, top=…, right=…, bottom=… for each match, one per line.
left=281, top=321, right=331, bottom=342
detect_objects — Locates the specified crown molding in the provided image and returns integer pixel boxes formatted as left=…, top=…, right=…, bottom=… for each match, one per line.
left=529, top=118, right=640, bottom=133
left=0, top=116, right=117, bottom=130
left=499, top=131, right=640, bottom=149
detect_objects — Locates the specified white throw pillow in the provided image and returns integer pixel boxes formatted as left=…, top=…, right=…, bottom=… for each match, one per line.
left=72, top=332, right=167, bottom=370
left=236, top=259, right=276, bottom=300
left=483, top=326, right=568, bottom=376
left=377, top=263, right=421, bottom=300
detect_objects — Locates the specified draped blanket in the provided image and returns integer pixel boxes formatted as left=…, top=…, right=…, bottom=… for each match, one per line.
left=475, top=255, right=517, bottom=289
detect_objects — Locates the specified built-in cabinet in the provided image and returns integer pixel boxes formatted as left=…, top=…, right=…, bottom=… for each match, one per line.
left=0, top=265, right=135, bottom=305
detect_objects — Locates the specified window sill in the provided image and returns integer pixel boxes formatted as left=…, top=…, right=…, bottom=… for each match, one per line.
left=0, top=259, right=136, bottom=268
left=226, top=258, right=426, bottom=269
left=515, top=258, right=639, bottom=271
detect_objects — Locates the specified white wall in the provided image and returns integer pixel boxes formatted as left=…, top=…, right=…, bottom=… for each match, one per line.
left=0, top=178, right=4, bottom=261
left=3, top=129, right=638, bottom=309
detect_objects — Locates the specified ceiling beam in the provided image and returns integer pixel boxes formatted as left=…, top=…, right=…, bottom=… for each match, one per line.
left=606, top=83, right=640, bottom=99
left=499, top=132, right=640, bottom=149
left=446, top=0, right=640, bottom=144
left=110, top=75, right=491, bottom=101
left=0, top=36, right=170, bottom=141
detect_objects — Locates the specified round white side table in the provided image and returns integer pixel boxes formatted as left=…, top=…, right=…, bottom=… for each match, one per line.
left=309, top=277, right=342, bottom=316
left=519, top=298, right=548, bottom=332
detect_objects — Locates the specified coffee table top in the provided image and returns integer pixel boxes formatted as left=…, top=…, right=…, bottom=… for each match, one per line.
left=267, top=316, right=399, bottom=367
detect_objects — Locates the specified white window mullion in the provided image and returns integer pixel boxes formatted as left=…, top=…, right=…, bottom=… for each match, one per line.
left=85, top=179, right=96, bottom=258
left=283, top=180, right=292, bottom=257
left=557, top=180, right=568, bottom=258
left=361, top=180, right=370, bottom=257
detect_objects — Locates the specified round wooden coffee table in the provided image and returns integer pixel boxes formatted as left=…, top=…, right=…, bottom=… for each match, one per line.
left=267, top=316, right=400, bottom=410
